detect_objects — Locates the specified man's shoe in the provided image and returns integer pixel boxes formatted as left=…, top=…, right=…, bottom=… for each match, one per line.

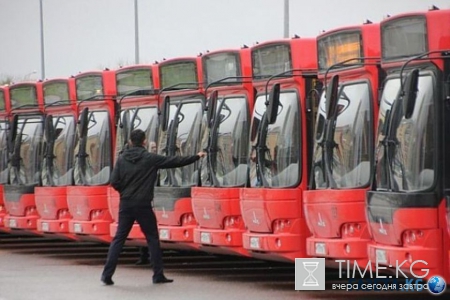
left=153, top=276, right=174, bottom=284
left=135, top=258, right=150, bottom=265
left=101, top=277, right=114, bottom=286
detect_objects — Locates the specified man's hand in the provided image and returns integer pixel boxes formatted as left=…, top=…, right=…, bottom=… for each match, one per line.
left=197, top=151, right=207, bottom=158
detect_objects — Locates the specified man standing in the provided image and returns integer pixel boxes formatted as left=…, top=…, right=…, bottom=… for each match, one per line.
left=134, top=140, right=157, bottom=266
left=101, top=129, right=206, bottom=285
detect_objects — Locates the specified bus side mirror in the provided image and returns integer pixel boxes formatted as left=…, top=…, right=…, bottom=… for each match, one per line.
left=266, top=83, right=280, bottom=125
left=325, top=75, right=339, bottom=120
left=114, top=102, right=121, bottom=127
left=403, top=69, right=419, bottom=119
left=121, top=110, right=129, bottom=144
left=7, top=114, right=18, bottom=154
left=381, top=109, right=391, bottom=136
left=314, top=113, right=326, bottom=144
left=79, top=107, right=89, bottom=138
left=160, top=95, right=170, bottom=132
left=207, top=90, right=218, bottom=128
left=44, top=115, right=54, bottom=142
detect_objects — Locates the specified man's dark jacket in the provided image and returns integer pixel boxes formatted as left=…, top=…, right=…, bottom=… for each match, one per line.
left=111, top=146, right=200, bottom=208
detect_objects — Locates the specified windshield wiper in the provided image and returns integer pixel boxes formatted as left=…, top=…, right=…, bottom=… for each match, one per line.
left=43, top=116, right=56, bottom=186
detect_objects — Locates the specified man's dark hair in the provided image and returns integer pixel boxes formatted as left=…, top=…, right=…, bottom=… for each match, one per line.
left=130, top=129, right=146, bottom=146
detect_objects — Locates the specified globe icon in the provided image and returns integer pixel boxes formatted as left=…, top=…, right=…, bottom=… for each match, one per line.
left=427, top=276, right=446, bottom=295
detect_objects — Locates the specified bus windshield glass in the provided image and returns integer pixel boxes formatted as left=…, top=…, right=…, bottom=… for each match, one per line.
left=211, top=97, right=248, bottom=187
left=10, top=85, right=38, bottom=108
left=42, top=115, right=75, bottom=186
left=158, top=104, right=177, bottom=187
left=76, top=75, right=103, bottom=100
left=84, top=111, right=111, bottom=185
left=251, top=92, right=300, bottom=188
left=133, top=106, right=159, bottom=153
left=115, top=106, right=159, bottom=162
left=203, top=52, right=241, bottom=85
left=375, top=74, right=435, bottom=191
left=248, top=96, right=265, bottom=187
left=44, top=81, right=70, bottom=105
left=174, top=101, right=203, bottom=187
left=160, top=100, right=204, bottom=187
left=116, top=69, right=153, bottom=96
left=115, top=109, right=135, bottom=162
left=313, top=82, right=372, bottom=188
left=10, top=116, right=43, bottom=185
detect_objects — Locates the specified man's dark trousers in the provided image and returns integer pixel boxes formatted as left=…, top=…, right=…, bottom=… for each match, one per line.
left=101, top=206, right=164, bottom=280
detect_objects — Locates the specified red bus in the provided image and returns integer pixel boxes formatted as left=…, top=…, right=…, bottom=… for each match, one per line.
left=66, top=70, right=117, bottom=243
left=34, top=78, right=78, bottom=240
left=3, top=81, right=44, bottom=235
left=0, top=85, right=11, bottom=232
left=191, top=47, right=254, bottom=256
left=303, top=22, right=382, bottom=267
left=240, top=37, right=318, bottom=262
left=155, top=56, right=205, bottom=250
left=107, top=64, right=161, bottom=243
left=367, top=7, right=450, bottom=281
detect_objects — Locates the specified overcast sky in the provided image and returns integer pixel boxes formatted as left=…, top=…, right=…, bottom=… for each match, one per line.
left=1, top=0, right=449, bottom=81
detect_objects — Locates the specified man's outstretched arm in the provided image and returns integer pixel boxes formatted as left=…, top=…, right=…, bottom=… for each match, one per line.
left=154, top=151, right=206, bottom=169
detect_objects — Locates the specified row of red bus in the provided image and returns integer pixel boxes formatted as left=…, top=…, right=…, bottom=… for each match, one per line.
left=0, top=7, right=449, bottom=282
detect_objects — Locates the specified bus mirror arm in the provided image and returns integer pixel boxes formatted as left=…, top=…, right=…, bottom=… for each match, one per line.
left=325, top=75, right=339, bottom=120
left=402, top=69, right=419, bottom=119
left=445, top=74, right=450, bottom=109
left=160, top=96, right=170, bottom=132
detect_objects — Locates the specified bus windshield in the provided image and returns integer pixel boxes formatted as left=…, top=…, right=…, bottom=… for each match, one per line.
left=42, top=115, right=76, bottom=186
left=375, top=74, right=435, bottom=192
left=251, top=92, right=300, bottom=188
left=84, top=111, right=111, bottom=185
left=133, top=106, right=159, bottom=153
left=210, top=96, right=249, bottom=187
left=248, top=96, right=265, bottom=187
left=115, top=106, right=159, bottom=162
left=115, top=109, right=135, bottom=161
left=10, top=116, right=43, bottom=185
left=161, top=100, right=204, bottom=187
left=313, top=81, right=372, bottom=188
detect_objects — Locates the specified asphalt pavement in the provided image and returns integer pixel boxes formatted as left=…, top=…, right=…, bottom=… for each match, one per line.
left=0, top=246, right=300, bottom=300
left=0, top=235, right=446, bottom=300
